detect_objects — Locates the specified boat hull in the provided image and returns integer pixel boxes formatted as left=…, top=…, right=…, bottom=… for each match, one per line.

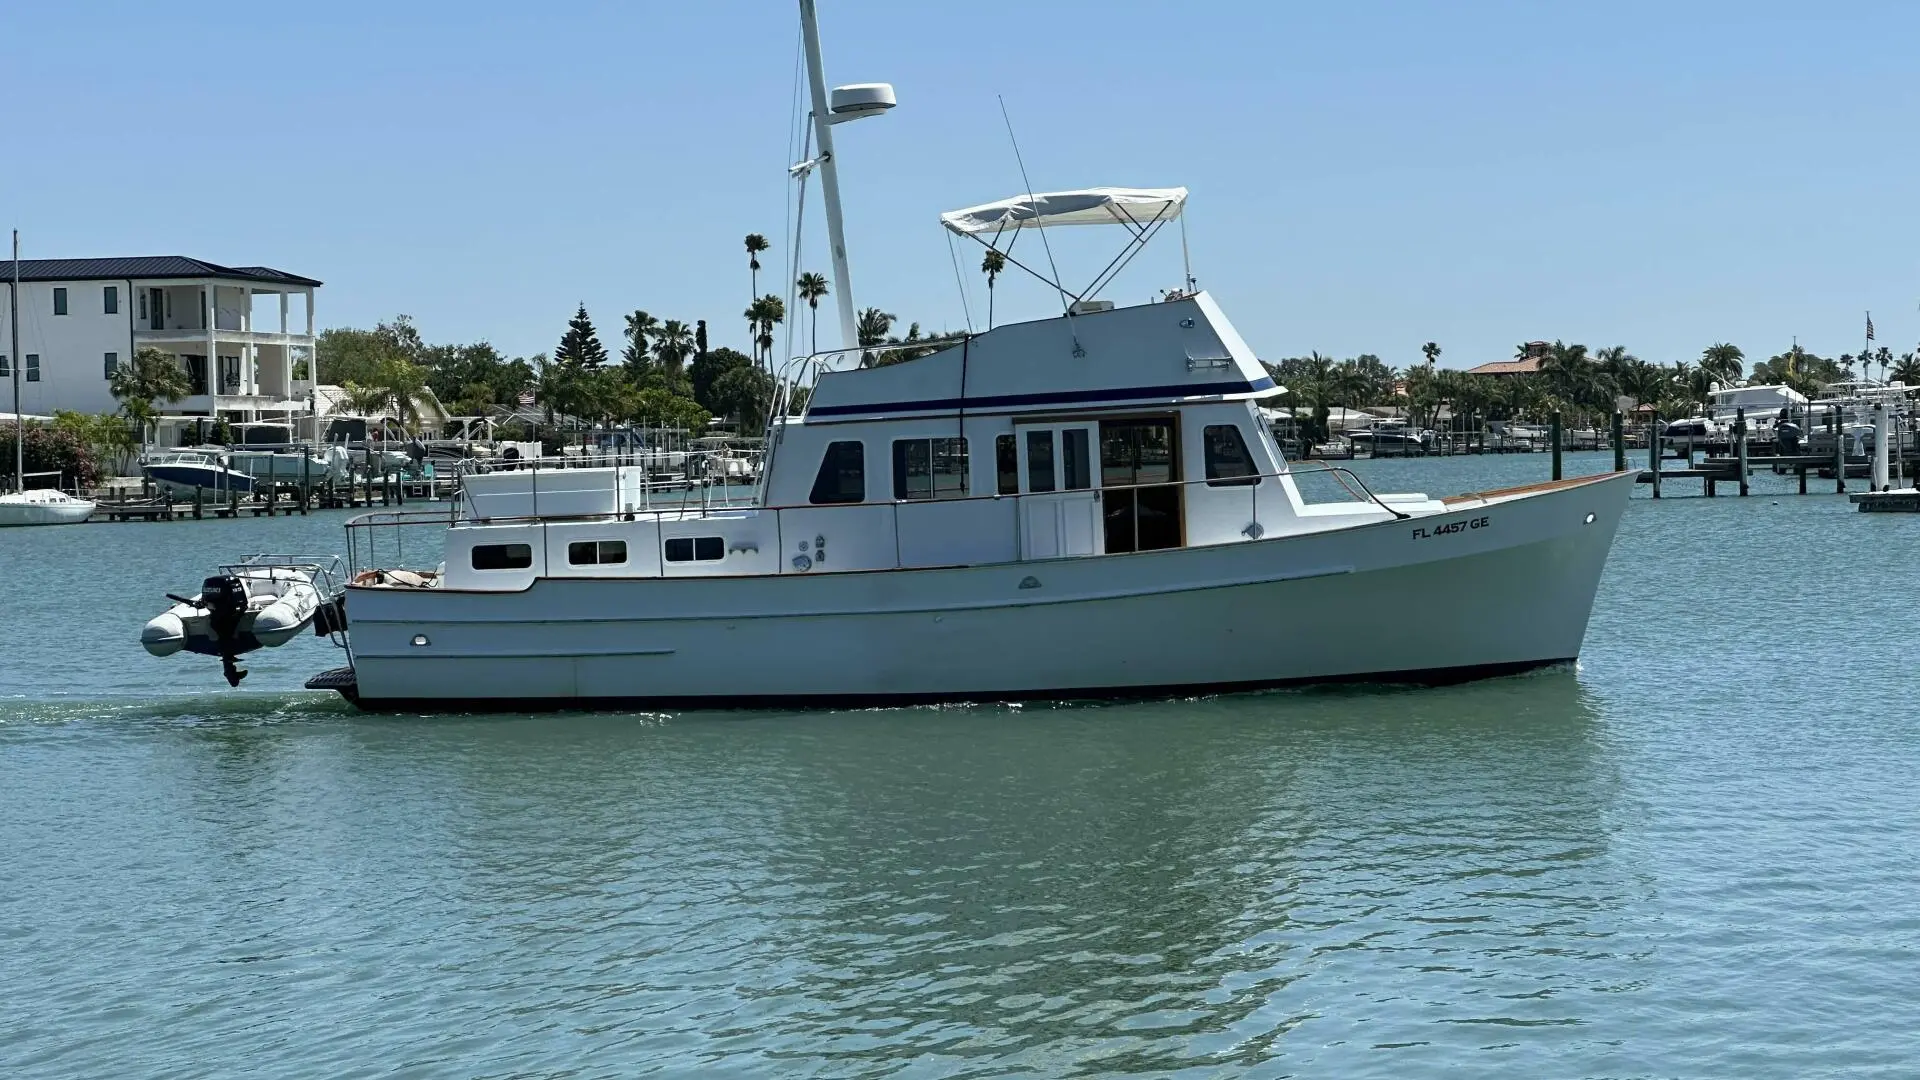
left=332, top=471, right=1635, bottom=710
left=0, top=501, right=95, bottom=526
left=146, top=465, right=256, bottom=497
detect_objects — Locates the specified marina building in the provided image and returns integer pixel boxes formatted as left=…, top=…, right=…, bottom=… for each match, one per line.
left=0, top=256, right=322, bottom=423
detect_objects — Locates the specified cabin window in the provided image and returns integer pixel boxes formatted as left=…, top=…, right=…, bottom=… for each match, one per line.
left=892, top=437, right=968, bottom=500
left=103, top=286, right=118, bottom=315
left=664, top=536, right=725, bottom=562
left=1203, top=424, right=1260, bottom=486
left=104, top=352, right=118, bottom=379
left=471, top=543, right=533, bottom=570
left=809, top=440, right=865, bottom=504
left=1025, top=431, right=1056, bottom=492
left=995, top=434, right=1018, bottom=495
left=1062, top=429, right=1092, bottom=490
left=24, top=355, right=38, bottom=382
left=52, top=288, right=67, bottom=316
left=567, top=540, right=627, bottom=566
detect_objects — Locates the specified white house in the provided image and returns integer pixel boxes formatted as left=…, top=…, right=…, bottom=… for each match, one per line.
left=0, top=256, right=321, bottom=424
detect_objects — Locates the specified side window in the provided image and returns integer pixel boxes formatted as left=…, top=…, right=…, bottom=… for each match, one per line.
left=1062, top=429, right=1091, bottom=490
left=809, top=440, right=865, bottom=504
left=996, top=434, right=1018, bottom=495
left=1204, top=424, right=1259, bottom=486
left=1025, top=430, right=1056, bottom=492
left=104, top=352, right=118, bottom=379
left=567, top=540, right=627, bottom=566
left=664, top=537, right=726, bottom=562
left=892, top=437, right=968, bottom=500
left=52, top=288, right=67, bottom=316
left=24, top=355, right=39, bottom=383
left=472, top=543, right=533, bottom=570
left=103, top=286, right=118, bottom=315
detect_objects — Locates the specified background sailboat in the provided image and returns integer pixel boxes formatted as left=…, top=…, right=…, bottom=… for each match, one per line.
left=0, top=230, right=95, bottom=526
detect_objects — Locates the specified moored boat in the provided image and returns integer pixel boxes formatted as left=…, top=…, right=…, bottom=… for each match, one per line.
left=0, top=489, right=95, bottom=526
left=142, top=556, right=346, bottom=686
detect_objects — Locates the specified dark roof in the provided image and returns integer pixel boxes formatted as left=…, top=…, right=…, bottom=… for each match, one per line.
left=1466, top=357, right=1543, bottom=376
left=0, top=256, right=321, bottom=287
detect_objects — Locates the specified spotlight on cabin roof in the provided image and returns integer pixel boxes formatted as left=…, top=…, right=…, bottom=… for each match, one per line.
left=829, top=83, right=896, bottom=121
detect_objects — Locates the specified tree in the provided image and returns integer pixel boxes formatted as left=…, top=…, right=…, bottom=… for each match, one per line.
left=982, top=249, right=1007, bottom=329
left=108, top=346, right=193, bottom=444
left=315, top=316, right=426, bottom=386
left=690, top=347, right=753, bottom=414
left=744, top=233, right=769, bottom=304
left=1895, top=351, right=1920, bottom=387
left=421, top=341, right=533, bottom=416
left=695, top=319, right=708, bottom=359
left=1421, top=341, right=1440, bottom=367
left=856, top=307, right=896, bottom=366
left=1699, top=343, right=1744, bottom=387
left=630, top=387, right=710, bottom=431
left=553, top=304, right=609, bottom=369
left=338, top=356, right=430, bottom=432
left=745, top=294, right=786, bottom=368
left=622, top=310, right=660, bottom=376
left=652, top=319, right=696, bottom=376
left=711, top=365, right=777, bottom=434
left=796, top=271, right=830, bottom=355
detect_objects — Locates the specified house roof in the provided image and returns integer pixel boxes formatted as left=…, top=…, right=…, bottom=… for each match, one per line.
left=0, top=256, right=321, bottom=287
left=1465, top=357, right=1543, bottom=375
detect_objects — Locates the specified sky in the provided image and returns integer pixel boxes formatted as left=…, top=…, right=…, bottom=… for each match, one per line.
left=10, top=0, right=1920, bottom=372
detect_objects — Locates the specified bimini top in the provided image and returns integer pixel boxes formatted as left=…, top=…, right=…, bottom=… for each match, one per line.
left=939, top=187, right=1187, bottom=235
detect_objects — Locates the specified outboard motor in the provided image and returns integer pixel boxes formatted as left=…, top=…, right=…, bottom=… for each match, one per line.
left=201, top=574, right=250, bottom=686
left=1776, top=420, right=1802, bottom=453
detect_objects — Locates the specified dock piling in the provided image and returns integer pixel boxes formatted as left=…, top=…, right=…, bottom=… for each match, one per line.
left=1736, top=408, right=1750, bottom=497
left=1834, top=412, right=1846, bottom=494
left=1649, top=412, right=1662, bottom=499
left=1612, top=412, right=1625, bottom=472
left=1551, top=412, right=1563, bottom=481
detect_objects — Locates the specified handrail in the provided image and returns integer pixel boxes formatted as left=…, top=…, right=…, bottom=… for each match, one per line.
left=344, top=458, right=1415, bottom=534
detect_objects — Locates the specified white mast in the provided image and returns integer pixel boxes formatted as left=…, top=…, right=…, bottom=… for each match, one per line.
left=797, top=0, right=893, bottom=356
left=10, top=230, right=20, bottom=493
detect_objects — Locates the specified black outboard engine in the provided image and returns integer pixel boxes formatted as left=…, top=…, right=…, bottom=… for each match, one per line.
left=1776, top=420, right=1802, bottom=453
left=201, top=574, right=250, bottom=686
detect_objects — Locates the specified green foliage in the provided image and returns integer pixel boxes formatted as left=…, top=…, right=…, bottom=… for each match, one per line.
left=52, top=411, right=138, bottom=474
left=690, top=347, right=753, bottom=414
left=316, top=316, right=425, bottom=386
left=623, top=310, right=660, bottom=376
left=0, top=423, right=99, bottom=489
left=553, top=304, right=609, bottom=369
left=796, top=272, right=830, bottom=354
left=339, top=354, right=431, bottom=431
left=107, top=346, right=194, bottom=440
left=710, top=366, right=776, bottom=434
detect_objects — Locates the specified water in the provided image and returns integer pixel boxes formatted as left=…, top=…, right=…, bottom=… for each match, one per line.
left=6, top=453, right=1920, bottom=1077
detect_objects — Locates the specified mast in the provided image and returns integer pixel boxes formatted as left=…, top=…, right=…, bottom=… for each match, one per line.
left=798, top=0, right=860, bottom=355
left=10, top=230, right=20, bottom=493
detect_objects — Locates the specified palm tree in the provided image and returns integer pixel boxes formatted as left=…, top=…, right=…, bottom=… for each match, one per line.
left=338, top=357, right=429, bottom=433
left=856, top=307, right=896, bottom=366
left=745, top=294, right=786, bottom=368
left=1875, top=345, right=1894, bottom=382
left=744, top=233, right=769, bottom=301
left=1421, top=341, right=1440, bottom=367
left=1894, top=351, right=1920, bottom=387
left=1699, top=342, right=1744, bottom=387
left=652, top=319, right=695, bottom=375
left=982, top=249, right=1007, bottom=329
left=108, top=347, right=194, bottom=446
left=796, top=272, right=830, bottom=355
left=622, top=310, right=660, bottom=375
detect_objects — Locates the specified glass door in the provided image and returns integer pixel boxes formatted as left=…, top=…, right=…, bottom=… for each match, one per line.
left=1013, top=422, right=1099, bottom=557
left=1100, top=417, right=1183, bottom=553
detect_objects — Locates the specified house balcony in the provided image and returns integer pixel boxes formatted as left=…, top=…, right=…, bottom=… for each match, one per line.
left=134, top=327, right=312, bottom=349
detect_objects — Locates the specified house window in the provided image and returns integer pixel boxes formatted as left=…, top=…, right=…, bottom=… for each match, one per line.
left=809, top=440, right=865, bottom=504
left=567, top=540, right=627, bottom=566
left=104, top=352, right=118, bottom=379
left=0, top=355, right=8, bottom=377
left=664, top=536, right=725, bottom=562
left=470, top=543, right=533, bottom=570
left=138, top=292, right=147, bottom=321
left=996, top=434, right=1018, bottom=495
left=52, top=288, right=67, bottom=315
left=1203, top=424, right=1260, bottom=485
left=24, top=355, right=38, bottom=382
left=103, top=286, right=118, bottom=315
left=892, top=437, right=969, bottom=500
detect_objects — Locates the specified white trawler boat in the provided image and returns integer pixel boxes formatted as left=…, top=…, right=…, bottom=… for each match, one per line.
left=297, top=1, right=1634, bottom=710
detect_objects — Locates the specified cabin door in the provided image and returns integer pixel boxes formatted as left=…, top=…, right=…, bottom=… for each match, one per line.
left=1099, top=417, right=1183, bottom=553
left=1014, top=422, right=1099, bottom=558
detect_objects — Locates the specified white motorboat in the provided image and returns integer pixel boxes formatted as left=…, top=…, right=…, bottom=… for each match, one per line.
left=143, top=450, right=257, bottom=497
left=226, top=446, right=351, bottom=487
left=0, top=489, right=96, bottom=526
left=142, top=556, right=346, bottom=686
left=283, top=2, right=1634, bottom=711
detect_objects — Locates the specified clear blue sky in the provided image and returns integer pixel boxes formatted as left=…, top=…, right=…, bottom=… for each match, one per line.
left=12, top=1, right=1919, bottom=370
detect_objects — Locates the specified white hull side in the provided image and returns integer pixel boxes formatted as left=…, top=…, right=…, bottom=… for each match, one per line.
left=0, top=501, right=95, bottom=526
left=339, top=472, right=1634, bottom=707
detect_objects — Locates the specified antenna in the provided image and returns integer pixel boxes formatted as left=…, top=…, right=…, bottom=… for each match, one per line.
left=998, top=96, right=1081, bottom=356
